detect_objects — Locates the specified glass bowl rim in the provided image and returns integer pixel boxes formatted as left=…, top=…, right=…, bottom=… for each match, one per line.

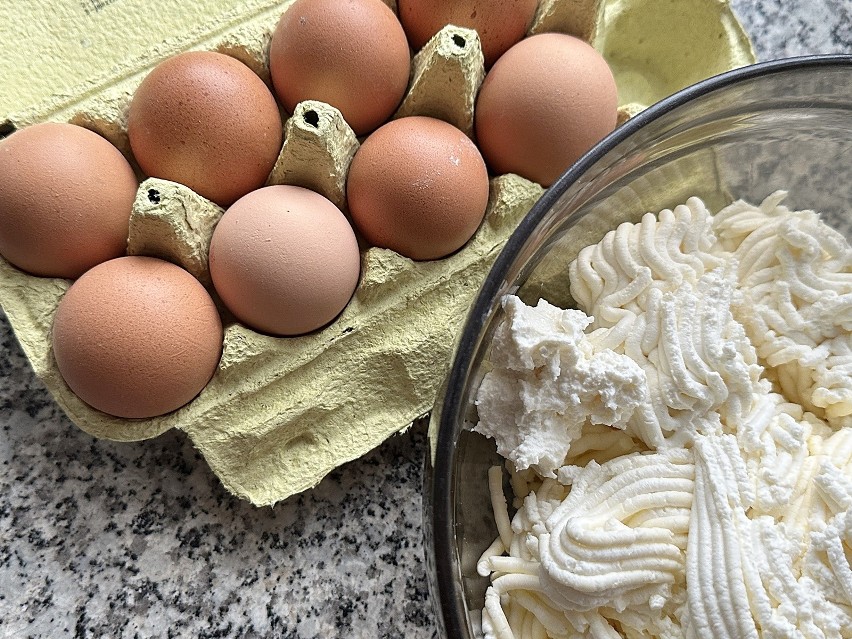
left=429, top=52, right=852, bottom=639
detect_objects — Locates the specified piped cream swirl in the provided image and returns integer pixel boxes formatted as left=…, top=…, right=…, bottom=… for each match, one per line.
left=538, top=448, right=694, bottom=612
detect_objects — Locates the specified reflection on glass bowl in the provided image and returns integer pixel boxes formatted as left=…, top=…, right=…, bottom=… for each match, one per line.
left=425, top=55, right=852, bottom=639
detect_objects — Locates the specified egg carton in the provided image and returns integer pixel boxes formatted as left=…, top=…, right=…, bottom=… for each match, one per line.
left=0, top=0, right=754, bottom=505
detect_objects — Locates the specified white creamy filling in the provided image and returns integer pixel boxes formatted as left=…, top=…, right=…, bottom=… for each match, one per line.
left=621, top=264, right=767, bottom=449
left=475, top=193, right=852, bottom=639
left=474, top=295, right=647, bottom=478
left=685, top=434, right=758, bottom=639
left=737, top=392, right=827, bottom=517
left=568, top=197, right=722, bottom=325
left=714, top=191, right=852, bottom=428
left=538, top=449, right=694, bottom=613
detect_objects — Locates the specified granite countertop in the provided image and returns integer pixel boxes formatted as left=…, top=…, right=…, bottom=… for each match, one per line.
left=1, top=1, right=851, bottom=637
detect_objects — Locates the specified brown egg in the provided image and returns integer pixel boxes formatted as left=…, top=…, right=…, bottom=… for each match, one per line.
left=52, top=256, right=223, bottom=419
left=398, top=0, right=538, bottom=67
left=0, top=122, right=136, bottom=279
left=209, top=185, right=361, bottom=336
left=346, top=116, right=489, bottom=261
left=475, top=33, right=618, bottom=187
left=269, top=0, right=411, bottom=135
left=127, top=51, right=283, bottom=207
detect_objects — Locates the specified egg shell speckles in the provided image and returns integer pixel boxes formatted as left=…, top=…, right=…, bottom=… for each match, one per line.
left=347, top=116, right=490, bottom=261
left=51, top=256, right=223, bottom=419
left=208, top=185, right=361, bottom=337
left=0, top=122, right=137, bottom=279
left=127, top=51, right=283, bottom=207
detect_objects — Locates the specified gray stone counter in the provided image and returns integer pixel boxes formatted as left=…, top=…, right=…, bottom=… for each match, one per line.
left=1, top=1, right=850, bottom=637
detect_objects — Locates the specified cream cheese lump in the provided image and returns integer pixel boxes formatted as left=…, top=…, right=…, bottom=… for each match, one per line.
left=473, top=192, right=852, bottom=639
left=475, top=295, right=647, bottom=478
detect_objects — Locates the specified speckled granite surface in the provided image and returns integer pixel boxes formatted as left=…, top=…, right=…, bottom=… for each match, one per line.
left=1, top=2, right=851, bottom=638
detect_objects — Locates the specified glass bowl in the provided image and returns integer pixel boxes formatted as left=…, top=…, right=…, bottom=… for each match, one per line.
left=425, top=54, right=852, bottom=639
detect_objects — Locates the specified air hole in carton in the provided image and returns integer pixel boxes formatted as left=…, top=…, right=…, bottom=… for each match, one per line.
left=147, top=189, right=161, bottom=204
left=452, top=35, right=467, bottom=49
left=303, top=110, right=320, bottom=127
left=0, top=122, right=16, bottom=140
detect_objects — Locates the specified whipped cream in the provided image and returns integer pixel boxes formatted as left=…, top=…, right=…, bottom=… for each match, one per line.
left=568, top=197, right=722, bottom=326
left=736, top=391, right=826, bottom=517
left=620, top=263, right=767, bottom=449
left=714, top=192, right=852, bottom=429
left=686, top=433, right=852, bottom=639
left=566, top=196, right=766, bottom=448
left=538, top=448, right=694, bottom=613
left=474, top=193, right=852, bottom=639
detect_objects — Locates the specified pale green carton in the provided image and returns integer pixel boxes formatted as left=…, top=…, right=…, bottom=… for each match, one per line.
left=0, top=0, right=753, bottom=505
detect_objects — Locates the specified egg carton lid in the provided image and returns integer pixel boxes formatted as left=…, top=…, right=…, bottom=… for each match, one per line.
left=0, top=0, right=298, bottom=119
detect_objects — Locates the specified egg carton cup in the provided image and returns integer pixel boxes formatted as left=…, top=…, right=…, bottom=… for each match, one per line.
left=0, top=0, right=754, bottom=505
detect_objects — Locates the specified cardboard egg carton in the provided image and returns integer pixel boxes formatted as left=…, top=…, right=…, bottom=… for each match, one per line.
left=0, top=0, right=754, bottom=505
